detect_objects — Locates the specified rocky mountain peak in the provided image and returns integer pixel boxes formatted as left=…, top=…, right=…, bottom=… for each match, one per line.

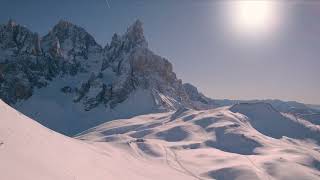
left=7, top=19, right=17, bottom=28
left=0, top=20, right=39, bottom=55
left=56, top=20, right=74, bottom=29
left=124, top=19, right=147, bottom=48
left=111, top=33, right=120, bottom=44
left=42, top=20, right=101, bottom=59
left=102, top=20, right=148, bottom=71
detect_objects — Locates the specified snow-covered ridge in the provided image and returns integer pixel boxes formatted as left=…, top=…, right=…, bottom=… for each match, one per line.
left=230, top=102, right=320, bottom=142
left=0, top=19, right=213, bottom=135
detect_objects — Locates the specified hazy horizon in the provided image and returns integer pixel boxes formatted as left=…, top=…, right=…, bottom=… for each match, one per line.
left=1, top=0, right=319, bottom=104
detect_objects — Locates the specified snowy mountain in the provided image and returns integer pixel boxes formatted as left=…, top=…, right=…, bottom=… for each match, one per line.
left=0, top=20, right=212, bottom=135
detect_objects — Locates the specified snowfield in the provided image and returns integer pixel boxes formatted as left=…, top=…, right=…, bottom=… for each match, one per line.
left=2, top=99, right=319, bottom=180
left=76, top=103, right=320, bottom=180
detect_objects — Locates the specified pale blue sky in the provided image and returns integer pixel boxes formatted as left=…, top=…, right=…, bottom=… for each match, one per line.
left=1, top=0, right=319, bottom=104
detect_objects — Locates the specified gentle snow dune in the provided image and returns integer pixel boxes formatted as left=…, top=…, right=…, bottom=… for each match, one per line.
left=78, top=104, right=320, bottom=180
left=0, top=100, right=192, bottom=180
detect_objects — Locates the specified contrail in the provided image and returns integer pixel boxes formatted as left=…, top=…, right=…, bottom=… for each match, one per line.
left=105, top=0, right=110, bottom=8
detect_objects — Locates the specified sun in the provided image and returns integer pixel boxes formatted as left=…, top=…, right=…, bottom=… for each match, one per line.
left=227, top=1, right=281, bottom=38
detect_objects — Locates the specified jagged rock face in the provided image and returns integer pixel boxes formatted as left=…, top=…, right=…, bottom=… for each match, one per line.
left=129, top=48, right=191, bottom=109
left=124, top=20, right=148, bottom=49
left=0, top=21, right=53, bottom=103
left=74, top=21, right=192, bottom=111
left=0, top=20, right=96, bottom=104
left=0, top=20, right=39, bottom=56
left=0, top=55, right=56, bottom=104
left=130, top=48, right=175, bottom=83
left=101, top=20, right=147, bottom=72
left=42, top=20, right=102, bottom=59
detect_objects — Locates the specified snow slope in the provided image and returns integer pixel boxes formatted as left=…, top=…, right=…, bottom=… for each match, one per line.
left=14, top=76, right=160, bottom=135
left=78, top=103, right=320, bottom=180
left=0, top=100, right=193, bottom=180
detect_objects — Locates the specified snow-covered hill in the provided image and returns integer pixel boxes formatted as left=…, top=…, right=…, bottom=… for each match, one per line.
left=0, top=20, right=213, bottom=135
left=77, top=102, right=320, bottom=180
left=0, top=100, right=193, bottom=180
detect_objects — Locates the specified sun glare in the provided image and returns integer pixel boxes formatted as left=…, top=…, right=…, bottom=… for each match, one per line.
left=227, top=1, right=282, bottom=39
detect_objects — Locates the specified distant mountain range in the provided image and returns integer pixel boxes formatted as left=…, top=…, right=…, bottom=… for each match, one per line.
left=307, top=104, right=320, bottom=111
left=213, top=99, right=320, bottom=115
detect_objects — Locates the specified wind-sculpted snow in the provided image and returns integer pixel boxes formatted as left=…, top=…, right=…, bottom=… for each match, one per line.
left=77, top=103, right=320, bottom=179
